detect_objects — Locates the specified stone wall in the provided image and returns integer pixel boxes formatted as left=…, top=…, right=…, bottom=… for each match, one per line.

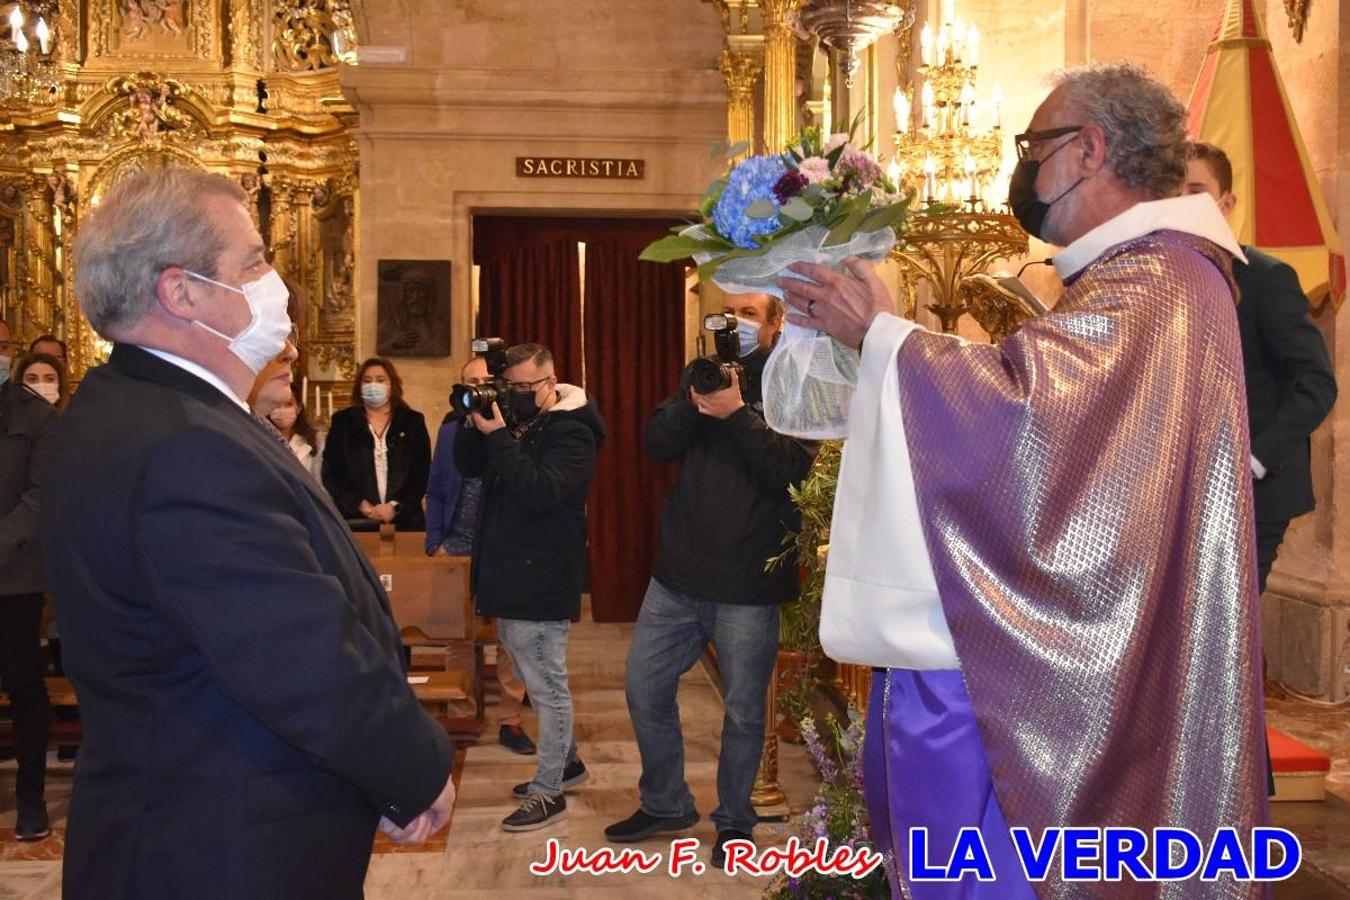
left=344, top=0, right=725, bottom=427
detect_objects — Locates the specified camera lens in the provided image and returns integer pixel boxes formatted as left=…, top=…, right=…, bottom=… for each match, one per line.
left=685, top=357, right=734, bottom=395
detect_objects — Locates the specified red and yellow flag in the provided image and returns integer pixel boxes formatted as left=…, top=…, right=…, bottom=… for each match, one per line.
left=1186, top=0, right=1344, bottom=310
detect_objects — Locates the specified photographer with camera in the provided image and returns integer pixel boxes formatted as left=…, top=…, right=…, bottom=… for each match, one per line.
left=453, top=342, right=606, bottom=832
left=605, top=293, right=816, bottom=867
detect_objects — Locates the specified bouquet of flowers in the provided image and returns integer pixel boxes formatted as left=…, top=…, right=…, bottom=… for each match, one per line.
left=641, top=124, right=913, bottom=442
left=639, top=119, right=911, bottom=290
left=765, top=710, right=892, bottom=900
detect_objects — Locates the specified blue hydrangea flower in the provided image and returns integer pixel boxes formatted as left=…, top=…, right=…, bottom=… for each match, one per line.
left=712, top=155, right=788, bottom=248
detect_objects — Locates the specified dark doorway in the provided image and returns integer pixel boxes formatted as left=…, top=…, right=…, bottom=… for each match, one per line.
left=473, top=215, right=687, bottom=622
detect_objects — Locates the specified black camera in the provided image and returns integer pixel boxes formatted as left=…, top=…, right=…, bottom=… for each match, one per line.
left=449, top=337, right=511, bottom=421
left=682, top=313, right=743, bottom=396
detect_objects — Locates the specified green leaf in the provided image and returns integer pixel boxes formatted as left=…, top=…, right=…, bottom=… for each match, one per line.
left=857, top=202, right=910, bottom=234
left=639, top=233, right=733, bottom=263
left=726, top=140, right=750, bottom=159
left=780, top=196, right=813, bottom=222
left=746, top=199, right=777, bottom=219
left=824, top=208, right=867, bottom=246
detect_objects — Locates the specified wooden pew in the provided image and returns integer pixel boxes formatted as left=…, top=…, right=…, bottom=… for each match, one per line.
left=353, top=527, right=483, bottom=740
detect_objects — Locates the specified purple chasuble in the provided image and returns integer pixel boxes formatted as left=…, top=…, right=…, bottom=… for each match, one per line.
left=868, top=231, right=1268, bottom=900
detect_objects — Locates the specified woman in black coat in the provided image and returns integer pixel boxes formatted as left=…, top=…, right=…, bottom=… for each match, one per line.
left=322, top=357, right=430, bottom=531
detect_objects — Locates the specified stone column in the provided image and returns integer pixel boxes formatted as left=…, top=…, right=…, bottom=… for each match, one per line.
left=760, top=0, right=802, bottom=153
left=718, top=37, right=763, bottom=159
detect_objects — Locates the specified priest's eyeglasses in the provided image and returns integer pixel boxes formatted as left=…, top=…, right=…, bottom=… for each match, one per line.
left=1014, top=125, right=1083, bottom=161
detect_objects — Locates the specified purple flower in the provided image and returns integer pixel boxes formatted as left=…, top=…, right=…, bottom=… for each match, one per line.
left=773, top=169, right=808, bottom=203
left=840, top=150, right=883, bottom=188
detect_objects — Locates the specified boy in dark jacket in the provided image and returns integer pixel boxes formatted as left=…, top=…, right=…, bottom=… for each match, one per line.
left=454, top=343, right=605, bottom=832
left=605, top=294, right=816, bottom=866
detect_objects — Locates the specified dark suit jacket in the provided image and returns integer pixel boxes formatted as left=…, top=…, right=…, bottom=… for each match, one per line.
left=39, top=346, right=453, bottom=900
left=0, top=379, right=56, bottom=597
left=1235, top=247, right=1337, bottom=522
left=322, top=404, right=430, bottom=531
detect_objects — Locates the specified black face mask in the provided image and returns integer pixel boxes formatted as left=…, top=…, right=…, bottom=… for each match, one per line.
left=508, top=390, right=540, bottom=424
left=1007, top=137, right=1084, bottom=241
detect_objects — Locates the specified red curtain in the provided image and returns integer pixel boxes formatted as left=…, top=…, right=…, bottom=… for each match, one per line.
left=474, top=218, right=584, bottom=382
left=583, top=231, right=686, bottom=622
left=473, top=216, right=686, bottom=623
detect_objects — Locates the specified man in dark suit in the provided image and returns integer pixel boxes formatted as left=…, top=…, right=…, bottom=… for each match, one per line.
left=1185, top=142, right=1338, bottom=592
left=40, top=168, right=455, bottom=899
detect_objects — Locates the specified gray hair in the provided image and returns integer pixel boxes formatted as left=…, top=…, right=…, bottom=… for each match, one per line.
left=1052, top=62, right=1188, bottom=200
left=73, top=168, right=248, bottom=338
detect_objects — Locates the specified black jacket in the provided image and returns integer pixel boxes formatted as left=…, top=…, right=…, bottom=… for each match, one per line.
left=646, top=350, right=816, bottom=605
left=322, top=403, right=431, bottom=531
left=40, top=346, right=452, bottom=900
left=454, top=385, right=605, bottom=621
left=0, top=379, right=56, bottom=597
left=1235, top=246, right=1337, bottom=522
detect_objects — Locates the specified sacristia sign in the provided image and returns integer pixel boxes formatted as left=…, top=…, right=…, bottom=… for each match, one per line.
left=515, top=157, right=645, bottom=179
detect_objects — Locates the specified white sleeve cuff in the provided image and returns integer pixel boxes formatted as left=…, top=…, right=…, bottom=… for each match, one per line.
left=1250, top=455, right=1267, bottom=480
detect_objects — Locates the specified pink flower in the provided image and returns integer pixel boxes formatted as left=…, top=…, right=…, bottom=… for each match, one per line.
left=841, top=150, right=883, bottom=187
left=824, top=132, right=852, bottom=153
left=797, top=156, right=832, bottom=185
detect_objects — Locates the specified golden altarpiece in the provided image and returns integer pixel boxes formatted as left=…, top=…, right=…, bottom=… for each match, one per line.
left=1, top=0, right=359, bottom=393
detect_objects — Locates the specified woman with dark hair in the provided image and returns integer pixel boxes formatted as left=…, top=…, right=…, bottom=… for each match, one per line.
left=323, top=357, right=429, bottom=530
left=268, top=382, right=325, bottom=479
left=16, top=352, right=69, bottom=411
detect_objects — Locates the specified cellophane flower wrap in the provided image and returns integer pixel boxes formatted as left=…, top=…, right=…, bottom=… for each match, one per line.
left=640, top=123, right=912, bottom=440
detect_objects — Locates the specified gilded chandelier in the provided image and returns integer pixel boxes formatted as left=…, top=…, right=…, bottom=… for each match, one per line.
left=1, top=1, right=60, bottom=105
left=886, top=0, right=1028, bottom=334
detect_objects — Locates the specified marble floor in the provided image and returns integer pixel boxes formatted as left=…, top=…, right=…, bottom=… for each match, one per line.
left=3, top=619, right=1349, bottom=898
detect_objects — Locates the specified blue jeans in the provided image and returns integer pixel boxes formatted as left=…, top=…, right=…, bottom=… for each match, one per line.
left=497, top=618, right=577, bottom=799
left=625, top=577, right=780, bottom=834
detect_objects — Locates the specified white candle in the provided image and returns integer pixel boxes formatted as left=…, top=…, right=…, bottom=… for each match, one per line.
left=967, top=24, right=980, bottom=67
left=14, top=28, right=27, bottom=52
left=992, top=85, right=1003, bottom=129
left=920, top=25, right=933, bottom=66
left=327, top=388, right=334, bottom=421
left=952, top=18, right=964, bottom=61
left=302, top=375, right=308, bottom=403
left=893, top=87, right=910, bottom=132
left=8, top=6, right=23, bottom=43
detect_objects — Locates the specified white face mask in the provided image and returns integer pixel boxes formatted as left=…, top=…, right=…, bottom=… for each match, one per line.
left=185, top=268, right=292, bottom=375
left=737, top=319, right=762, bottom=358
left=28, top=382, right=59, bottom=405
left=361, top=382, right=390, bottom=408
left=269, top=407, right=298, bottom=429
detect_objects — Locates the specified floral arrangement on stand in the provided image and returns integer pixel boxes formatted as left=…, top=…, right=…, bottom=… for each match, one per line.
left=639, top=119, right=912, bottom=284
left=765, top=710, right=891, bottom=900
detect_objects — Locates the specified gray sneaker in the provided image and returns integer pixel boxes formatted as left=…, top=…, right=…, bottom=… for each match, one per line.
left=512, top=758, right=588, bottom=798
left=501, top=792, right=567, bottom=832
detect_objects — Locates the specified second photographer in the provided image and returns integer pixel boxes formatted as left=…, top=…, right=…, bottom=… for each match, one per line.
left=606, top=293, right=816, bottom=866
left=453, top=342, right=606, bottom=832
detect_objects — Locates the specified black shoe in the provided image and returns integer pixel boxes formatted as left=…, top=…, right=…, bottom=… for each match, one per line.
left=501, top=793, right=566, bottom=832
left=57, top=745, right=79, bottom=762
left=15, top=801, right=50, bottom=842
left=712, top=829, right=754, bottom=870
left=512, top=758, right=588, bottom=797
left=499, top=724, right=537, bottom=756
left=604, top=808, right=700, bottom=843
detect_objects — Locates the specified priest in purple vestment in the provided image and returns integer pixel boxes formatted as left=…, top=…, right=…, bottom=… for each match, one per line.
left=769, top=63, right=1268, bottom=899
